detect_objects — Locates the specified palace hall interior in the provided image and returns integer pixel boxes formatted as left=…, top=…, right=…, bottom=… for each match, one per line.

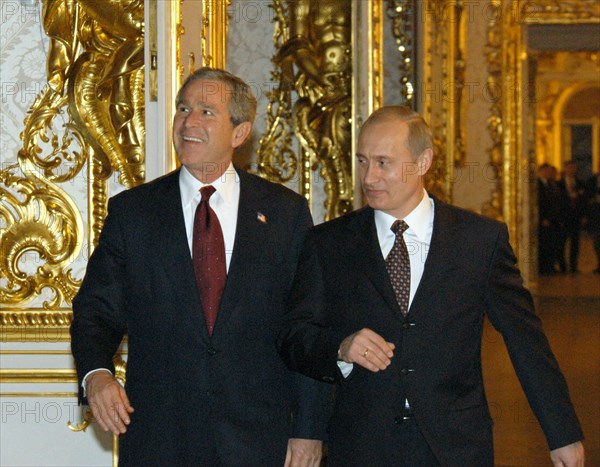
left=1, top=1, right=598, bottom=466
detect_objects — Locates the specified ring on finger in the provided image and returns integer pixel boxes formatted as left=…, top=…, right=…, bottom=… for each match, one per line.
left=363, top=348, right=369, bottom=358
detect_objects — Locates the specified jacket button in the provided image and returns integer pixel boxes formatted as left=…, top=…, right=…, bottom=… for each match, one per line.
left=207, top=347, right=218, bottom=356
left=401, top=368, right=414, bottom=375
left=394, top=416, right=404, bottom=424
left=402, top=321, right=413, bottom=329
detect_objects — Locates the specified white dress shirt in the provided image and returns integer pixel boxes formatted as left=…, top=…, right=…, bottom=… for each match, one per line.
left=374, top=190, right=434, bottom=308
left=179, top=163, right=240, bottom=271
left=338, top=190, right=435, bottom=377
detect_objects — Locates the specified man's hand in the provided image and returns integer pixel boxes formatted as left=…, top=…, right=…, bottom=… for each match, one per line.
left=550, top=441, right=584, bottom=467
left=338, top=328, right=395, bottom=372
left=86, top=371, right=134, bottom=436
left=284, top=438, right=322, bottom=467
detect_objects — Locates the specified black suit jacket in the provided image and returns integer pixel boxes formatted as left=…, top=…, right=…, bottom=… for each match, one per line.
left=278, top=199, right=583, bottom=466
left=558, top=177, right=587, bottom=225
left=71, top=168, right=330, bottom=466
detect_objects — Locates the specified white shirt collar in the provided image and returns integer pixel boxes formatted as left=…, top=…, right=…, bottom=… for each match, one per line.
left=374, top=190, right=433, bottom=242
left=179, top=163, right=239, bottom=207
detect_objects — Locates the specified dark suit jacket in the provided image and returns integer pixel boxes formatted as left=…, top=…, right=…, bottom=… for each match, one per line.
left=278, top=199, right=583, bottom=467
left=71, top=168, right=330, bottom=466
left=557, top=177, right=587, bottom=226
left=538, top=178, right=561, bottom=226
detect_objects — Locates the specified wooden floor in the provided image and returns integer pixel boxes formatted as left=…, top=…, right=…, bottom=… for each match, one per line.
left=482, top=234, right=600, bottom=466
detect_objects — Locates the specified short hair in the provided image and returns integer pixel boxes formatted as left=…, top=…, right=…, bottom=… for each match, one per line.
left=176, top=67, right=257, bottom=127
left=360, top=106, right=433, bottom=160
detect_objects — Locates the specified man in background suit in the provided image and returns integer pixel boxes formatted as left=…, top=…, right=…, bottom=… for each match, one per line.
left=71, top=68, right=328, bottom=466
left=558, top=160, right=587, bottom=273
left=537, top=163, right=562, bottom=274
left=277, top=106, right=584, bottom=466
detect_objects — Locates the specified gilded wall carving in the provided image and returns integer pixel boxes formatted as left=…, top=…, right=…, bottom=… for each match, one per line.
left=1, top=0, right=145, bottom=329
left=420, top=0, right=467, bottom=203
left=385, top=0, right=416, bottom=106
left=257, top=0, right=353, bottom=221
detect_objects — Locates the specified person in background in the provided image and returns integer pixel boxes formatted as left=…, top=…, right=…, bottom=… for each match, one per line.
left=558, top=160, right=587, bottom=273
left=587, top=172, right=600, bottom=274
left=278, top=106, right=584, bottom=467
left=71, top=68, right=329, bottom=467
left=538, top=163, right=563, bottom=275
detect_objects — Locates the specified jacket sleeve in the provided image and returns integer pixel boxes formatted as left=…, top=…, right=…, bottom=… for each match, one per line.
left=70, top=196, right=128, bottom=402
left=284, top=201, right=334, bottom=440
left=278, top=225, right=348, bottom=387
left=485, top=223, right=583, bottom=450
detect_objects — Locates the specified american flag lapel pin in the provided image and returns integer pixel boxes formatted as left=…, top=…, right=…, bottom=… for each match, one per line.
left=257, top=212, right=267, bottom=224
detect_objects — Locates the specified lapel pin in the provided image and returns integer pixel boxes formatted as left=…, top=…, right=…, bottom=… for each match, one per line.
left=257, top=212, right=267, bottom=224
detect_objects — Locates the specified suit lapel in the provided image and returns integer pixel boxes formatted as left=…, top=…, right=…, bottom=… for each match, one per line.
left=409, top=199, right=458, bottom=316
left=347, top=208, right=402, bottom=315
left=213, top=170, right=270, bottom=334
left=151, top=170, right=209, bottom=341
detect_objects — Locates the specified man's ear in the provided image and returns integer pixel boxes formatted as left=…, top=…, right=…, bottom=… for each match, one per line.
left=231, top=122, right=252, bottom=149
left=417, top=148, right=434, bottom=175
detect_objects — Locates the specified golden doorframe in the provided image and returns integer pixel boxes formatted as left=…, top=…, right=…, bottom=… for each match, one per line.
left=485, top=0, right=600, bottom=259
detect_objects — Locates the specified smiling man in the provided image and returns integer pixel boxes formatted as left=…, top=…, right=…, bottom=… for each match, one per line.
left=71, top=68, right=329, bottom=466
left=277, top=106, right=584, bottom=466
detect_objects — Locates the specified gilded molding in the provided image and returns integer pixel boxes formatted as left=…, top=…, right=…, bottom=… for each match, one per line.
left=385, top=0, right=415, bottom=105
left=521, top=0, right=600, bottom=24
left=421, top=0, right=466, bottom=202
left=0, top=392, right=78, bottom=397
left=202, top=0, right=230, bottom=69
left=482, top=0, right=503, bottom=221
left=369, top=0, right=384, bottom=113
left=0, top=369, right=77, bottom=383
left=257, top=0, right=353, bottom=220
left=1, top=0, right=145, bottom=330
left=175, top=0, right=185, bottom=86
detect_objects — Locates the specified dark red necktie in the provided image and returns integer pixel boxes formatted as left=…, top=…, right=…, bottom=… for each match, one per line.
left=192, top=186, right=226, bottom=335
left=385, top=220, right=411, bottom=316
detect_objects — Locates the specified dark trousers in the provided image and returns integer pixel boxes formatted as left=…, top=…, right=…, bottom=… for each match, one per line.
left=328, top=417, right=440, bottom=467
left=394, top=418, right=441, bottom=467
left=561, top=223, right=581, bottom=272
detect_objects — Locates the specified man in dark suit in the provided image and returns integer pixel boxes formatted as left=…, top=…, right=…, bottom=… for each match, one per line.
left=277, top=106, right=584, bottom=466
left=537, top=163, right=562, bottom=274
left=71, top=68, right=328, bottom=466
left=557, top=160, right=587, bottom=273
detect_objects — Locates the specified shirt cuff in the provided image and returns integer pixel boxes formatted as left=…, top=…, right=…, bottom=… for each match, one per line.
left=81, top=368, right=113, bottom=397
left=336, top=361, right=353, bottom=379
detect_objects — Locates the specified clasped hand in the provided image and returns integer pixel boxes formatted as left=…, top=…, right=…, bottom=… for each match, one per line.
left=338, top=328, right=395, bottom=372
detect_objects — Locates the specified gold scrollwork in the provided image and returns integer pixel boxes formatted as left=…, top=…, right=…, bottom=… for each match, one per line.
left=0, top=164, right=83, bottom=309
left=256, top=0, right=299, bottom=185
left=258, top=0, right=353, bottom=221
left=482, top=0, right=503, bottom=221
left=385, top=0, right=416, bottom=106
left=1, top=0, right=145, bottom=320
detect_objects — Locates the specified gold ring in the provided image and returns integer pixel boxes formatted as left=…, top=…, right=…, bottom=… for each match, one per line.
left=363, top=348, right=369, bottom=358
